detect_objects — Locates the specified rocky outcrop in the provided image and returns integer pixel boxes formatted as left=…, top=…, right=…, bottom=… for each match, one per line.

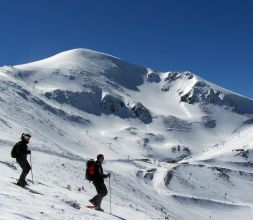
left=100, top=94, right=132, bottom=118
left=179, top=80, right=253, bottom=114
left=147, top=71, right=160, bottom=83
left=131, top=102, right=152, bottom=124
left=166, top=145, right=191, bottom=163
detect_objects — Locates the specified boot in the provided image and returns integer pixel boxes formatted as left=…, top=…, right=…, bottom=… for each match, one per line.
left=95, top=207, right=104, bottom=212
left=17, top=181, right=26, bottom=187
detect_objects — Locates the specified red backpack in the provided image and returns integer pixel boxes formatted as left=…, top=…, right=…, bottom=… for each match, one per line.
left=86, top=160, right=95, bottom=181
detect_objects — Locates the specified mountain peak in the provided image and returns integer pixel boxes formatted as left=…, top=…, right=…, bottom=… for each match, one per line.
left=42, top=48, right=122, bottom=63
left=15, top=48, right=122, bottom=69
left=3, top=48, right=253, bottom=117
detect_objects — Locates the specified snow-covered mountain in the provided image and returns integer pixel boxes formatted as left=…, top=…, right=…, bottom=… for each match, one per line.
left=0, top=48, right=253, bottom=220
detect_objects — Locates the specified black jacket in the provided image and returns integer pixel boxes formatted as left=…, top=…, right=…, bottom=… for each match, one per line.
left=93, top=160, right=107, bottom=183
left=15, top=140, right=30, bottom=160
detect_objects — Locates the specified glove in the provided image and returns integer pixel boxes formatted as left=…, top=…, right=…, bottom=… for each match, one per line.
left=27, top=150, right=31, bottom=154
left=107, top=173, right=111, bottom=178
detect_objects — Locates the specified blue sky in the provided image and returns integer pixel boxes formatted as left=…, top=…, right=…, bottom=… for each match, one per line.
left=0, top=0, right=252, bottom=98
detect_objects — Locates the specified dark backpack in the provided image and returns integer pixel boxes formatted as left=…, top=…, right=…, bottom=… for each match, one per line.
left=11, top=144, right=18, bottom=158
left=86, top=160, right=95, bottom=181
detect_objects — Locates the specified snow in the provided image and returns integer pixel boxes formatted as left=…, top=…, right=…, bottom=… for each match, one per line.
left=0, top=48, right=253, bottom=219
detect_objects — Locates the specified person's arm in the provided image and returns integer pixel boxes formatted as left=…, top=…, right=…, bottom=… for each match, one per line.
left=25, top=148, right=31, bottom=155
left=99, top=166, right=110, bottom=179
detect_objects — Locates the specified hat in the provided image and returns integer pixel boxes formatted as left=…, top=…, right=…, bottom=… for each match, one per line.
left=97, top=154, right=104, bottom=160
left=22, top=133, right=31, bottom=138
left=21, top=133, right=32, bottom=141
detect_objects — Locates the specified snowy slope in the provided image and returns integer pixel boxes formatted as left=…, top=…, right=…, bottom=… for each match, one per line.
left=0, top=48, right=253, bottom=220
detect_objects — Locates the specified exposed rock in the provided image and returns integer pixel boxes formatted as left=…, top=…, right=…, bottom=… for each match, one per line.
left=202, top=116, right=216, bottom=128
left=164, top=170, right=173, bottom=185
left=147, top=71, right=160, bottom=83
left=165, top=72, right=180, bottom=81
left=179, top=80, right=253, bottom=114
left=100, top=94, right=132, bottom=118
left=131, top=103, right=152, bottom=124
left=163, top=115, right=192, bottom=132
left=166, top=145, right=191, bottom=163
left=45, top=88, right=101, bottom=115
left=244, top=118, right=253, bottom=125
left=136, top=168, right=156, bottom=184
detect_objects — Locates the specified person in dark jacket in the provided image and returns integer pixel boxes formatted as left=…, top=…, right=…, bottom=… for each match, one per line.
left=14, top=133, right=32, bottom=187
left=89, top=154, right=111, bottom=211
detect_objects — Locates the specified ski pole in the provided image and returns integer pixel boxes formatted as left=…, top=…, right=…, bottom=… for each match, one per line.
left=109, top=176, right=112, bottom=214
left=29, top=153, right=34, bottom=184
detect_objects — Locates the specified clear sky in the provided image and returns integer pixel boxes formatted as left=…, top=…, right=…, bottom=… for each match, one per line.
left=0, top=0, right=252, bottom=98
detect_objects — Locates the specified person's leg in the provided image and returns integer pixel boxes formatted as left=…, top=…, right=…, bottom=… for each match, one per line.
left=93, top=182, right=107, bottom=211
left=95, top=182, right=107, bottom=208
left=90, top=182, right=99, bottom=205
left=90, top=182, right=107, bottom=207
left=90, top=182, right=101, bottom=205
left=17, top=158, right=31, bottom=186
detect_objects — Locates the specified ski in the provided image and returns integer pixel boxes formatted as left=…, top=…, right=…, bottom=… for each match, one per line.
left=12, top=182, right=28, bottom=188
left=86, top=205, right=98, bottom=209
left=12, top=182, right=44, bottom=195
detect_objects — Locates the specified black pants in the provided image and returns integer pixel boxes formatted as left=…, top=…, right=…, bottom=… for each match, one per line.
left=16, top=157, right=31, bottom=183
left=91, top=181, right=108, bottom=207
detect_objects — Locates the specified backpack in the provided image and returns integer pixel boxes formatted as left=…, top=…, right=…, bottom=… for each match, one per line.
left=11, top=144, right=18, bottom=158
left=86, top=160, right=95, bottom=181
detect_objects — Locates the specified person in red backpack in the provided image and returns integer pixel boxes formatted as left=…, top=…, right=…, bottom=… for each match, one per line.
left=89, top=154, right=111, bottom=211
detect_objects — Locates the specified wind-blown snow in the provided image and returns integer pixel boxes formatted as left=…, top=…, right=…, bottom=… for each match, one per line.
left=0, top=48, right=253, bottom=220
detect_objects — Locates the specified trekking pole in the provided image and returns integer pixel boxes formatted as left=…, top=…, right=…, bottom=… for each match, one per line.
left=29, top=153, right=34, bottom=184
left=109, top=176, right=112, bottom=214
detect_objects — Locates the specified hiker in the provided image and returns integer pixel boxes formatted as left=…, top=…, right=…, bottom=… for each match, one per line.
left=89, top=154, right=111, bottom=211
left=12, top=133, right=32, bottom=187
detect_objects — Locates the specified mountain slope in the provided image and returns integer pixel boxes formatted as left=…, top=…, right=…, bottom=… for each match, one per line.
left=0, top=48, right=253, bottom=220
